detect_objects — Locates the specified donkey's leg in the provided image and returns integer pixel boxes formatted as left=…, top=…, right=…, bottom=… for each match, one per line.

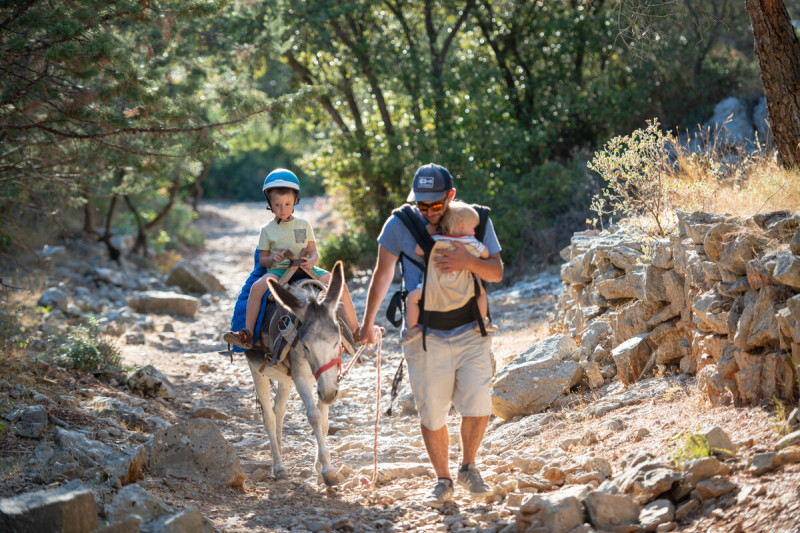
left=293, top=375, right=339, bottom=486
left=273, top=380, right=291, bottom=454
left=248, top=366, right=288, bottom=480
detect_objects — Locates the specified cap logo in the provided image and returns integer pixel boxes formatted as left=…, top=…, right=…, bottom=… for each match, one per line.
left=418, top=176, right=435, bottom=188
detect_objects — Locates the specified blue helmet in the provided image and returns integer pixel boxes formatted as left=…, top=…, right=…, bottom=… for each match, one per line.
left=262, top=168, right=301, bottom=209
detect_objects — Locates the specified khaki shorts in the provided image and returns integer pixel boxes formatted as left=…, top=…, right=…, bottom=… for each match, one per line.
left=403, top=329, right=493, bottom=431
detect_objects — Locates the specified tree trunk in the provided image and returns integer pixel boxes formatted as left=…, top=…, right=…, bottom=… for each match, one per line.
left=746, top=0, right=800, bottom=168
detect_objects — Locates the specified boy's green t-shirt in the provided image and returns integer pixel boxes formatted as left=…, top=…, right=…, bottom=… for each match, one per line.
left=257, top=218, right=316, bottom=271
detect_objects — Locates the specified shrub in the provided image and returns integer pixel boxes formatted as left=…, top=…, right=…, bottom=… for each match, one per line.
left=318, top=226, right=376, bottom=277
left=53, top=317, right=121, bottom=372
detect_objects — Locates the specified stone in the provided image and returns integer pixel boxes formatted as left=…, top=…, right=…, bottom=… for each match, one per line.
left=584, top=491, right=641, bottom=529
left=691, top=290, right=731, bottom=335
left=734, top=350, right=796, bottom=403
left=515, top=491, right=584, bottom=533
left=15, top=405, right=49, bottom=439
left=491, top=335, right=584, bottom=419
left=106, top=483, right=173, bottom=524
left=127, top=365, right=176, bottom=399
left=639, top=499, right=674, bottom=532
left=127, top=291, right=199, bottom=318
left=615, top=453, right=682, bottom=504
left=733, top=287, right=787, bottom=352
left=696, top=365, right=735, bottom=407
left=38, top=287, right=69, bottom=311
left=695, top=476, right=737, bottom=501
left=717, top=232, right=770, bottom=278
left=191, top=406, right=229, bottom=420
left=650, top=239, right=674, bottom=269
left=596, top=275, right=637, bottom=300
left=703, top=222, right=739, bottom=262
left=772, top=253, right=800, bottom=289
left=166, top=260, right=224, bottom=295
left=692, top=426, right=735, bottom=457
left=150, top=419, right=245, bottom=487
left=148, top=507, right=214, bottom=533
left=776, top=430, right=800, bottom=450
left=0, top=487, right=98, bottom=533
left=611, top=334, right=652, bottom=386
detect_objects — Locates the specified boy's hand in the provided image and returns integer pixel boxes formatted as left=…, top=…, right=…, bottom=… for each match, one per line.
left=271, top=249, right=286, bottom=263
left=300, top=255, right=316, bottom=268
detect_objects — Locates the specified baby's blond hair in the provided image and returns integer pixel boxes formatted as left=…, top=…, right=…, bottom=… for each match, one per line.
left=441, top=201, right=479, bottom=235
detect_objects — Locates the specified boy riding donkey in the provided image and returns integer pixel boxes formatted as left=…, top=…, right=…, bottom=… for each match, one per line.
left=224, top=168, right=360, bottom=351
left=358, top=163, right=503, bottom=508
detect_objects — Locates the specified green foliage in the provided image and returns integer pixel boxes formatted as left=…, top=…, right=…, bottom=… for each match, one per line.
left=669, top=430, right=714, bottom=470
left=53, top=318, right=121, bottom=372
left=318, top=226, right=376, bottom=276
left=588, top=120, right=678, bottom=237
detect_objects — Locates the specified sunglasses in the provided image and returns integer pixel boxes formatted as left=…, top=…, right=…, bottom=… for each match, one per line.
left=416, top=198, right=446, bottom=212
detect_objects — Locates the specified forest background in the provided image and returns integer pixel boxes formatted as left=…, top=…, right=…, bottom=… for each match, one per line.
left=3, top=0, right=798, bottom=280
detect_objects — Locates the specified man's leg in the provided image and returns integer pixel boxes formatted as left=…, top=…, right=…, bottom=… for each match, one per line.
left=420, top=423, right=451, bottom=480
left=460, top=415, right=489, bottom=466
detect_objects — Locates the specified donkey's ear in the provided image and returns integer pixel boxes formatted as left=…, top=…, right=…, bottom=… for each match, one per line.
left=322, top=261, right=345, bottom=309
left=267, top=278, right=306, bottom=319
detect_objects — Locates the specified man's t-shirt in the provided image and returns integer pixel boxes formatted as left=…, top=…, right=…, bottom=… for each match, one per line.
left=257, top=218, right=315, bottom=271
left=377, top=206, right=501, bottom=338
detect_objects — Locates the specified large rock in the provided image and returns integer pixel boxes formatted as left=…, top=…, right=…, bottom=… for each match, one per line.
left=492, top=335, right=583, bottom=420
left=611, top=334, right=651, bottom=385
left=15, top=405, right=49, bottom=439
left=734, top=350, right=796, bottom=403
left=703, top=97, right=754, bottom=146
left=31, top=427, right=147, bottom=486
left=615, top=452, right=683, bottom=504
left=127, top=291, right=198, bottom=318
left=166, top=261, right=224, bottom=295
left=733, top=287, right=786, bottom=351
left=584, top=491, right=641, bottom=529
left=38, top=287, right=68, bottom=311
left=150, top=419, right=245, bottom=488
left=514, top=491, right=584, bottom=533
left=127, top=365, right=176, bottom=399
left=692, top=290, right=732, bottom=335
left=0, top=487, right=98, bottom=533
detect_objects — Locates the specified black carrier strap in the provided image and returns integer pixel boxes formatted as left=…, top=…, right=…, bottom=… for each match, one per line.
left=385, top=203, right=493, bottom=350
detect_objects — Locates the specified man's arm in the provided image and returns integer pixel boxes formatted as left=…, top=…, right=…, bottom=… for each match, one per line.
left=432, top=244, right=503, bottom=283
left=358, top=244, right=398, bottom=345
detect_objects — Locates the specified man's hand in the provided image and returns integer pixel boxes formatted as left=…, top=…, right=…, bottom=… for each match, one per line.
left=358, top=322, right=378, bottom=346
left=432, top=241, right=474, bottom=275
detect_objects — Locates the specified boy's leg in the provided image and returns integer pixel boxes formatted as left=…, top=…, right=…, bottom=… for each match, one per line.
left=245, top=274, right=274, bottom=333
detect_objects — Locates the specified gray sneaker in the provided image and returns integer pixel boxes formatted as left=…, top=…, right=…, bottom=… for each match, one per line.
left=422, top=478, right=454, bottom=508
left=457, top=463, right=493, bottom=498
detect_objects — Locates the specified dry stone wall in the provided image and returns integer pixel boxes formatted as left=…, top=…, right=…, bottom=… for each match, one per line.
left=554, top=210, right=800, bottom=405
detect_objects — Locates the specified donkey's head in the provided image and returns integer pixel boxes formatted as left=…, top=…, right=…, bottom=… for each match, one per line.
left=267, top=262, right=345, bottom=404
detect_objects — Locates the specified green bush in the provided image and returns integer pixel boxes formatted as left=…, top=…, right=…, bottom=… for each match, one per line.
left=318, top=226, right=376, bottom=277
left=53, top=317, right=121, bottom=372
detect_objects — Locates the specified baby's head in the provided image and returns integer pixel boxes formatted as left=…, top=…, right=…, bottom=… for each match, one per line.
left=441, top=201, right=479, bottom=236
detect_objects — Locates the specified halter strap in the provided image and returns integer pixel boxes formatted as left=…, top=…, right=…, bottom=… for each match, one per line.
left=314, top=357, right=342, bottom=380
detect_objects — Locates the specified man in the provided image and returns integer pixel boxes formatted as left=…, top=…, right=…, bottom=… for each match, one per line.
left=358, top=163, right=503, bottom=508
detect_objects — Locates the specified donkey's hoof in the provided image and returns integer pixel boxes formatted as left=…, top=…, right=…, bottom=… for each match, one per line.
left=274, top=467, right=289, bottom=480
left=322, top=470, right=340, bottom=486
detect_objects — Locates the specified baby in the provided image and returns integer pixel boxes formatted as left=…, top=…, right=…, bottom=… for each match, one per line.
left=400, top=201, right=498, bottom=345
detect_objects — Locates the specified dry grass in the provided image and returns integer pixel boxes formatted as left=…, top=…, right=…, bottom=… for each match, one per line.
left=669, top=139, right=800, bottom=219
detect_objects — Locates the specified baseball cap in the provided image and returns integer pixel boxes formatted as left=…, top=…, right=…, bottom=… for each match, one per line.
left=406, top=163, right=454, bottom=202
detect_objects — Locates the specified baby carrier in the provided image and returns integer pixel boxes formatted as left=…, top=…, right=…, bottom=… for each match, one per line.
left=385, top=203, right=492, bottom=350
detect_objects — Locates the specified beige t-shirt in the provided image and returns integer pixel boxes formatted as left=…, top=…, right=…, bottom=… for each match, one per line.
left=257, top=218, right=315, bottom=271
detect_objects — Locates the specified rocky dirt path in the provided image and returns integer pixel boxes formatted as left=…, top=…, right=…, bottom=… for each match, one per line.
left=113, top=200, right=800, bottom=533
left=115, top=199, right=548, bottom=532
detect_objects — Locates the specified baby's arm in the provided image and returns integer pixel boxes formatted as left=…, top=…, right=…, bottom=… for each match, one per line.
left=414, top=244, right=424, bottom=257
left=472, top=239, right=489, bottom=259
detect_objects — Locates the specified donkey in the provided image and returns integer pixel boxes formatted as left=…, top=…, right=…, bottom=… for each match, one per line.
left=244, top=261, right=347, bottom=486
